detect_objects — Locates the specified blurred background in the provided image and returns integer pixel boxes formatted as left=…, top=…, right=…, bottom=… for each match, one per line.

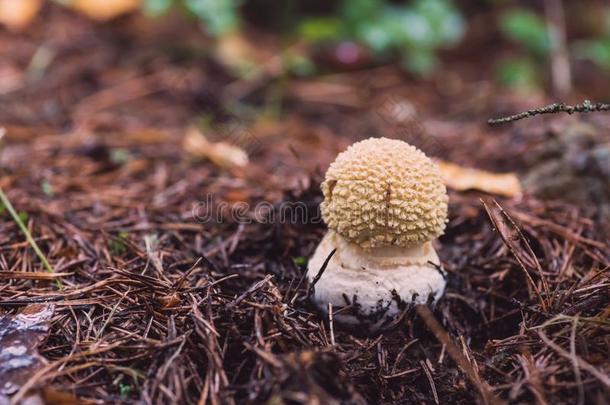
left=1, top=0, right=609, bottom=123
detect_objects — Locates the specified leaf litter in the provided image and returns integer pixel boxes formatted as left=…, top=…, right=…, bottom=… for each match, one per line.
left=0, top=5, right=608, bottom=404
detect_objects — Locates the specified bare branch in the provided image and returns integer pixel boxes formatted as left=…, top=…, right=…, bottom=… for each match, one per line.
left=488, top=100, right=610, bottom=125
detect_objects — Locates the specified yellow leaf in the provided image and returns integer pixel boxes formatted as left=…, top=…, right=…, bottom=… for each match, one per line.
left=68, top=0, right=141, bottom=21
left=183, top=127, right=249, bottom=170
left=0, top=0, right=42, bottom=31
left=214, top=32, right=281, bottom=79
left=436, top=160, right=522, bottom=198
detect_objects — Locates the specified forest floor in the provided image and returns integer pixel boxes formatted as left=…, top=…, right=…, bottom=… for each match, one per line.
left=0, top=6, right=609, bottom=405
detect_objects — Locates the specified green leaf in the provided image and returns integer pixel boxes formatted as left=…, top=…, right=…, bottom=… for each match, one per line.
left=495, top=58, right=540, bottom=89
left=41, top=179, right=54, bottom=197
left=574, top=39, right=610, bottom=70
left=341, top=0, right=383, bottom=28
left=143, top=0, right=173, bottom=16
left=283, top=53, right=316, bottom=77
left=18, top=211, right=29, bottom=223
left=292, top=256, right=307, bottom=266
left=356, top=20, right=395, bottom=52
left=184, top=0, right=240, bottom=37
left=500, top=9, right=550, bottom=56
left=412, top=0, right=465, bottom=46
left=119, top=383, right=133, bottom=398
left=109, top=231, right=130, bottom=256
left=110, top=148, right=132, bottom=165
left=387, top=9, right=435, bottom=48
left=401, top=49, right=437, bottom=76
left=298, top=17, right=342, bottom=43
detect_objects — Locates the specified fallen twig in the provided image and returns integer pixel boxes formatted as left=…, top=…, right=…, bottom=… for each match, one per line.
left=415, top=305, right=505, bottom=405
left=488, top=100, right=610, bottom=125
left=307, top=249, right=336, bottom=295
left=538, top=330, right=610, bottom=389
left=0, top=271, right=71, bottom=280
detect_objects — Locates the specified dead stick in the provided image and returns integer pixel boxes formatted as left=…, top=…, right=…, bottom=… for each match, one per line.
left=415, top=305, right=505, bottom=405
left=488, top=100, right=610, bottom=125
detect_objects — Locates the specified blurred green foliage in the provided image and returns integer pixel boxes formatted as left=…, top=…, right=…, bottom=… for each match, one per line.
left=143, top=1, right=610, bottom=82
left=144, top=0, right=241, bottom=36
left=109, top=231, right=130, bottom=256
left=574, top=9, right=610, bottom=70
left=0, top=201, right=30, bottom=224
left=576, top=40, right=610, bottom=70
left=300, top=0, right=465, bottom=75
left=500, top=9, right=549, bottom=57
left=495, top=57, right=539, bottom=89
left=145, top=0, right=464, bottom=76
left=292, top=256, right=307, bottom=266
left=41, top=179, right=54, bottom=197
left=497, top=8, right=549, bottom=89
left=498, top=5, right=610, bottom=89
left=119, top=384, right=133, bottom=398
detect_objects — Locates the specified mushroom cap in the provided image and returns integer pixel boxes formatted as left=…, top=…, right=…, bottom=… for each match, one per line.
left=321, top=137, right=448, bottom=249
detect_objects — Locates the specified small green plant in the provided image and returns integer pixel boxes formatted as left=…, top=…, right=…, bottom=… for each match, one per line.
left=109, top=231, right=130, bottom=256
left=575, top=39, right=610, bottom=69
left=495, top=57, right=540, bottom=89
left=497, top=8, right=549, bottom=90
left=292, top=256, right=307, bottom=267
left=574, top=8, right=610, bottom=70
left=41, top=179, right=54, bottom=197
left=119, top=383, right=133, bottom=398
left=17, top=211, right=29, bottom=223
left=500, top=9, right=550, bottom=57
left=109, top=148, right=133, bottom=165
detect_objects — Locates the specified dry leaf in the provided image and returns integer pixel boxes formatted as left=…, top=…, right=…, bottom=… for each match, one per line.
left=0, top=0, right=42, bottom=31
left=68, top=0, right=141, bottom=21
left=0, top=304, right=54, bottom=401
left=158, top=293, right=181, bottom=309
left=183, top=127, right=249, bottom=169
left=436, top=160, right=522, bottom=197
left=215, top=32, right=280, bottom=79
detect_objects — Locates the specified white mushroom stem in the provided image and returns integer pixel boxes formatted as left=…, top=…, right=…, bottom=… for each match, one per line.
left=308, top=231, right=446, bottom=329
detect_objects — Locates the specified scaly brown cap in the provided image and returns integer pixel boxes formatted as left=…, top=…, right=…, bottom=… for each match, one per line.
left=321, top=137, right=448, bottom=249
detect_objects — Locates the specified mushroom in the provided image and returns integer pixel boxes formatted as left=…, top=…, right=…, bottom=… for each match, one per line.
left=308, top=137, right=448, bottom=330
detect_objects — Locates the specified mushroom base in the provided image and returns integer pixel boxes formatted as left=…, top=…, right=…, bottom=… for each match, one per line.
left=307, top=232, right=446, bottom=331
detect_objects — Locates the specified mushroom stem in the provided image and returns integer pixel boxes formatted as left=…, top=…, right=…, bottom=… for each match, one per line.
left=308, top=232, right=446, bottom=330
